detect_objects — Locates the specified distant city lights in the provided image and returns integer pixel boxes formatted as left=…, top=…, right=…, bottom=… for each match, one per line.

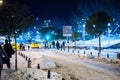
left=93, top=25, right=96, bottom=28
left=108, top=23, right=111, bottom=26
left=46, top=35, right=50, bottom=41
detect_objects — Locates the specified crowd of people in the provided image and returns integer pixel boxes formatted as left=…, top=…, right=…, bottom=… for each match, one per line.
left=0, top=40, right=15, bottom=79
left=44, top=40, right=65, bottom=50
left=19, top=42, right=25, bottom=51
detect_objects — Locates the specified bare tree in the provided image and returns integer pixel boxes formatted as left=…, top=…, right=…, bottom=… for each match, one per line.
left=0, top=3, right=35, bottom=42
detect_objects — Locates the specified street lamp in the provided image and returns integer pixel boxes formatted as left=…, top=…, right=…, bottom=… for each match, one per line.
left=0, top=0, right=3, bottom=6
left=83, top=24, right=85, bottom=40
left=108, top=23, right=111, bottom=45
left=93, top=24, right=96, bottom=39
left=14, top=29, right=20, bottom=71
left=0, top=0, right=3, bottom=4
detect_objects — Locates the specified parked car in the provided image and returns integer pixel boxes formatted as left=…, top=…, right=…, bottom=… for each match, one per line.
left=11, top=43, right=20, bottom=50
left=30, top=42, right=39, bottom=48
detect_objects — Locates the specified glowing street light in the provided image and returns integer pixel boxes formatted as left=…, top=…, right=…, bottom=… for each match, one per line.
left=93, top=24, right=96, bottom=28
left=108, top=23, right=111, bottom=46
left=83, top=24, right=85, bottom=40
left=0, top=0, right=3, bottom=5
left=46, top=35, right=51, bottom=41
left=0, top=0, right=3, bottom=3
left=108, top=23, right=111, bottom=26
left=46, top=36, right=50, bottom=40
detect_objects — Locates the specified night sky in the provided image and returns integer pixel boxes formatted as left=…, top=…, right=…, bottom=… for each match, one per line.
left=6, top=0, right=79, bottom=20
left=4, top=0, right=120, bottom=26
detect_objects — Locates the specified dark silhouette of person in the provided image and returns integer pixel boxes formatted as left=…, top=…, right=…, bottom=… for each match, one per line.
left=0, top=44, right=8, bottom=79
left=28, top=45, right=30, bottom=50
left=44, top=41, right=47, bottom=49
left=62, top=41, right=65, bottom=49
left=3, top=40, right=15, bottom=68
left=56, top=41, right=60, bottom=49
left=52, top=41, right=55, bottom=48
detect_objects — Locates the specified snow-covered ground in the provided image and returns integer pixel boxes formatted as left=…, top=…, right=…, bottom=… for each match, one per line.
left=57, top=48, right=118, bottom=59
left=67, top=35, right=120, bottom=48
left=3, top=48, right=119, bottom=80
left=59, top=35, right=120, bottom=59
left=23, top=35, right=120, bottom=60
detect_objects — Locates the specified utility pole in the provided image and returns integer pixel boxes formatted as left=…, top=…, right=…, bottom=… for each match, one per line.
left=15, top=31, right=17, bottom=71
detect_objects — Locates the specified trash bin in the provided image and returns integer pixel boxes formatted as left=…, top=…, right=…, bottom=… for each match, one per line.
left=117, top=53, right=120, bottom=59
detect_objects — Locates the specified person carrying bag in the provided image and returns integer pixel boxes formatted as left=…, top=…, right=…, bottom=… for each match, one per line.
left=0, top=44, right=8, bottom=79
left=3, top=40, right=15, bottom=68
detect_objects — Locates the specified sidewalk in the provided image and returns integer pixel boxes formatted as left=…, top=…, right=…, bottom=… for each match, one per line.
left=1, top=53, right=26, bottom=80
left=1, top=64, right=15, bottom=80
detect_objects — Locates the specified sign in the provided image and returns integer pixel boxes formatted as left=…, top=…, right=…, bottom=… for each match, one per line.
left=63, top=26, right=72, bottom=36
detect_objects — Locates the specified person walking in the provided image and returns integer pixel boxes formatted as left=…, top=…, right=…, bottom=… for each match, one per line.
left=56, top=41, right=60, bottom=50
left=3, top=40, right=15, bottom=68
left=52, top=41, right=55, bottom=48
left=62, top=41, right=65, bottom=50
left=0, top=44, right=8, bottom=79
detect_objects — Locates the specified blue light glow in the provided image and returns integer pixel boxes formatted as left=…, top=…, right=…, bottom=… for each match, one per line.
left=108, top=23, right=111, bottom=26
left=45, top=34, right=51, bottom=41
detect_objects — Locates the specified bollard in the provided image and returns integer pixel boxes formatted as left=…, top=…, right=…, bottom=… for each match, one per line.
left=23, top=55, right=25, bottom=58
left=27, top=74, right=32, bottom=78
left=28, top=58, right=31, bottom=68
left=84, top=51, right=86, bottom=54
left=47, top=70, right=51, bottom=79
left=62, top=78, right=65, bottom=80
left=90, top=52, right=92, bottom=55
left=26, top=56, right=28, bottom=60
left=20, top=53, right=22, bottom=56
left=72, top=50, right=74, bottom=53
left=68, top=46, right=69, bottom=52
left=98, top=52, right=100, bottom=57
left=78, top=50, right=79, bottom=53
left=107, top=53, right=109, bottom=58
left=21, top=53, right=22, bottom=56
left=18, top=52, right=20, bottom=55
left=117, top=53, right=120, bottom=59
left=68, top=49, right=69, bottom=52
left=37, top=64, right=40, bottom=69
left=21, top=53, right=23, bottom=57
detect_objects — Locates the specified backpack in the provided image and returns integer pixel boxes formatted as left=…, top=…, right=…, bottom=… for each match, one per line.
left=4, top=44, right=15, bottom=58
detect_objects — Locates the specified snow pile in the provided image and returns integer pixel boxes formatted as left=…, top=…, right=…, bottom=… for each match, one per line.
left=7, top=68, right=62, bottom=80
left=32, top=55, right=57, bottom=69
left=19, top=51, right=57, bottom=69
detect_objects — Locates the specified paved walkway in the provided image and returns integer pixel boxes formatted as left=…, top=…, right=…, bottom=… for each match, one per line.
left=1, top=64, right=15, bottom=80
left=1, top=53, right=25, bottom=80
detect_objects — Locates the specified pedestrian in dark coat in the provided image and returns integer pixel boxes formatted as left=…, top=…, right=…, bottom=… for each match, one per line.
left=52, top=41, right=55, bottom=48
left=0, top=44, right=8, bottom=79
left=56, top=41, right=60, bottom=49
left=3, top=40, right=15, bottom=68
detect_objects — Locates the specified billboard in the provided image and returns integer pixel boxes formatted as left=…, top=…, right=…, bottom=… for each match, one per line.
left=63, top=26, right=72, bottom=36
